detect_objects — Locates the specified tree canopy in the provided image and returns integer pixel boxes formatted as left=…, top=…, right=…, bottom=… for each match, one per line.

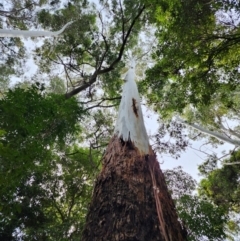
left=1, top=0, right=240, bottom=240
left=0, top=84, right=101, bottom=240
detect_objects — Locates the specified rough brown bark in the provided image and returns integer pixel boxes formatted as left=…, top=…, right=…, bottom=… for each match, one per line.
left=81, top=136, right=187, bottom=241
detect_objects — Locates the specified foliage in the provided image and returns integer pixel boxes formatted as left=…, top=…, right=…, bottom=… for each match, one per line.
left=164, top=166, right=228, bottom=241
left=0, top=0, right=47, bottom=79
left=0, top=84, right=101, bottom=240
left=152, top=120, right=188, bottom=159
left=198, top=150, right=240, bottom=239
left=139, top=0, right=240, bottom=154
left=177, top=195, right=227, bottom=241
left=0, top=0, right=148, bottom=238
left=141, top=0, right=240, bottom=115
left=199, top=150, right=240, bottom=213
left=0, top=0, right=239, bottom=240
left=34, top=0, right=146, bottom=100
left=144, top=4, right=240, bottom=236
left=164, top=166, right=196, bottom=200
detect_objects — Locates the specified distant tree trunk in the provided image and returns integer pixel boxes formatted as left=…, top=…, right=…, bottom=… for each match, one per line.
left=81, top=136, right=187, bottom=241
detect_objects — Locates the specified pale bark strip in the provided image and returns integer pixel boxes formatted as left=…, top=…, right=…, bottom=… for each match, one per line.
left=0, top=21, right=74, bottom=37
left=224, top=162, right=240, bottom=165
left=176, top=117, right=240, bottom=146
left=114, top=59, right=149, bottom=154
left=148, top=158, right=169, bottom=241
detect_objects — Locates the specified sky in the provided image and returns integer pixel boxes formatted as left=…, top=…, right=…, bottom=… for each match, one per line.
left=142, top=105, right=235, bottom=182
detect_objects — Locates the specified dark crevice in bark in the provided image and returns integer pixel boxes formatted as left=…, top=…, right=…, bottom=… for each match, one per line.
left=82, top=136, right=187, bottom=241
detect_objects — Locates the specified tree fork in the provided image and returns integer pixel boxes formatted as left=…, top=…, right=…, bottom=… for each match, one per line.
left=81, top=136, right=187, bottom=241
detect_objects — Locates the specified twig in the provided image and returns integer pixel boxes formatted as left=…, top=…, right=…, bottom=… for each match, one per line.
left=65, top=5, right=145, bottom=99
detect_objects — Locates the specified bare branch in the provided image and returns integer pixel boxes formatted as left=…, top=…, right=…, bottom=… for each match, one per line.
left=224, top=162, right=240, bottom=165
left=65, top=5, right=145, bottom=99
left=0, top=21, right=74, bottom=37
left=217, top=115, right=240, bottom=139
left=51, top=180, right=65, bottom=221
left=177, top=117, right=240, bottom=146
left=100, top=5, right=145, bottom=74
left=85, top=103, right=118, bottom=111
left=119, top=0, right=125, bottom=42
left=0, top=39, right=24, bottom=57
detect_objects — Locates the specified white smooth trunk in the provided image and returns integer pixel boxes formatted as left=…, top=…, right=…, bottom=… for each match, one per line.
left=114, top=59, right=149, bottom=154
left=0, top=21, right=73, bottom=37
left=177, top=117, right=240, bottom=146
left=224, top=162, right=240, bottom=165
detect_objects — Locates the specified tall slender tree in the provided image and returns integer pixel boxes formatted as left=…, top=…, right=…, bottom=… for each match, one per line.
left=81, top=61, right=187, bottom=241
left=2, top=1, right=236, bottom=239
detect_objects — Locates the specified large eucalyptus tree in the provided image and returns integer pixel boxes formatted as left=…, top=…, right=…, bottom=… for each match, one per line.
left=1, top=0, right=239, bottom=240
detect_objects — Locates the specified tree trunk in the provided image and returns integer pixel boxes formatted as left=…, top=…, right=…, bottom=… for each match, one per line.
left=82, top=136, right=187, bottom=241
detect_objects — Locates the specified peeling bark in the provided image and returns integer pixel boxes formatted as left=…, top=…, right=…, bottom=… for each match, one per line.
left=82, top=136, right=187, bottom=241
left=114, top=60, right=149, bottom=154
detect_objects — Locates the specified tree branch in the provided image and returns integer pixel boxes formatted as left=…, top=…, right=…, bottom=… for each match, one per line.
left=84, top=96, right=121, bottom=111
left=176, top=117, right=240, bottom=146
left=0, top=21, right=74, bottom=37
left=217, top=115, right=240, bottom=139
left=64, top=5, right=145, bottom=99
left=224, top=161, right=240, bottom=165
